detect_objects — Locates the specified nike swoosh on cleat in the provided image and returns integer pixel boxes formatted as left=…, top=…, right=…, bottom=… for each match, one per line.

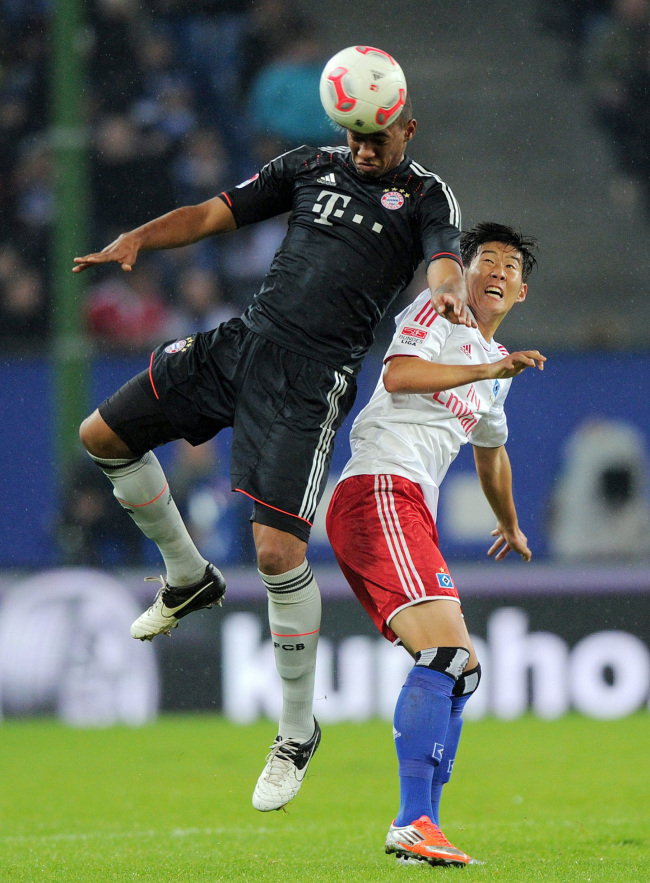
left=161, top=583, right=214, bottom=617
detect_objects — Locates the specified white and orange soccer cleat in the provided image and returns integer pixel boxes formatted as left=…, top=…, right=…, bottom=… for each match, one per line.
left=385, top=815, right=471, bottom=867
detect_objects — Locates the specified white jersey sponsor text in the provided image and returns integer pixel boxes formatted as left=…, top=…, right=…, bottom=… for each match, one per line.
left=339, top=290, right=512, bottom=520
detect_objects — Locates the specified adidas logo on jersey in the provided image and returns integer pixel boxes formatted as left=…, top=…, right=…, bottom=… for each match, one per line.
left=460, top=344, right=472, bottom=358
left=316, top=173, right=337, bottom=186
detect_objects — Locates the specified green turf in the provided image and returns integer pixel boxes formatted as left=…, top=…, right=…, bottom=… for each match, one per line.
left=0, top=714, right=647, bottom=881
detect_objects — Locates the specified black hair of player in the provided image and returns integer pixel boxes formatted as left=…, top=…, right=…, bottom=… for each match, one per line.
left=461, top=222, right=538, bottom=283
left=396, top=93, right=414, bottom=127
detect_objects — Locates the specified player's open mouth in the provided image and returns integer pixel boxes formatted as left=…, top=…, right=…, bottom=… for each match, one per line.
left=485, top=287, right=503, bottom=299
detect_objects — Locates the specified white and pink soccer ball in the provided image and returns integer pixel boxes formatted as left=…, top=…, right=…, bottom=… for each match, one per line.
left=319, top=45, right=408, bottom=134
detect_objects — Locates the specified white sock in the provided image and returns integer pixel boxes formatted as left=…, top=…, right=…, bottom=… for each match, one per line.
left=89, top=451, right=208, bottom=586
left=261, top=560, right=321, bottom=743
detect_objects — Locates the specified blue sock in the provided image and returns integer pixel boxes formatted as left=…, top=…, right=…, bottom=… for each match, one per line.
left=393, top=666, right=454, bottom=827
left=430, top=693, right=469, bottom=826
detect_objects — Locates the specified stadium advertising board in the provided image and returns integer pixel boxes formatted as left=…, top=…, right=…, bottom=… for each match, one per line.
left=0, top=566, right=648, bottom=726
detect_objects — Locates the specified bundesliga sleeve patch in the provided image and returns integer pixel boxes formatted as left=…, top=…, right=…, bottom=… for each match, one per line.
left=398, top=326, right=428, bottom=347
left=436, top=572, right=455, bottom=590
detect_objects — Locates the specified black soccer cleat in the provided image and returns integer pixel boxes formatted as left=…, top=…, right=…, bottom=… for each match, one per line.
left=130, top=563, right=226, bottom=641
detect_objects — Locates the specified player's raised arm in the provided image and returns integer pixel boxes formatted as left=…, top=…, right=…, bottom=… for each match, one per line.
left=383, top=347, right=546, bottom=395
left=473, top=444, right=532, bottom=562
left=72, top=196, right=237, bottom=273
left=383, top=355, right=491, bottom=394
left=426, top=257, right=477, bottom=328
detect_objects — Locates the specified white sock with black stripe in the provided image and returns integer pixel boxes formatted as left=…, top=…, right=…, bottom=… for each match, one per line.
left=261, top=560, right=321, bottom=742
left=89, top=451, right=208, bottom=586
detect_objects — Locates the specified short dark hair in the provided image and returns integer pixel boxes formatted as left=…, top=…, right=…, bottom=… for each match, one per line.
left=460, top=222, right=538, bottom=282
left=396, top=93, right=413, bottom=127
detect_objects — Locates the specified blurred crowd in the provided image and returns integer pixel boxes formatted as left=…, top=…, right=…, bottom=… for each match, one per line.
left=3, top=1, right=648, bottom=568
left=539, top=0, right=650, bottom=219
left=0, top=0, right=345, bottom=565
left=0, top=1, right=433, bottom=567
left=6, top=1, right=647, bottom=360
left=0, top=0, right=337, bottom=354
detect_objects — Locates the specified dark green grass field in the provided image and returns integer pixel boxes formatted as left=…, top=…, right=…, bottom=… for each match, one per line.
left=0, top=714, right=647, bottom=882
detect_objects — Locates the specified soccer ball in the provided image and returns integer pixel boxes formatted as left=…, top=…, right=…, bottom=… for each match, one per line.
left=319, top=45, right=407, bottom=134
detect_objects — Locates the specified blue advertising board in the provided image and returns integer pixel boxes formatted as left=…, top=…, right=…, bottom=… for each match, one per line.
left=1, top=351, right=649, bottom=567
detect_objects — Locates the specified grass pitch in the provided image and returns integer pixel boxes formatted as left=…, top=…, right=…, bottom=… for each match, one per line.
left=0, top=714, right=647, bottom=882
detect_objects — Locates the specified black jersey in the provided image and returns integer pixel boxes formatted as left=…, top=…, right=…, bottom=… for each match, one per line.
left=219, top=145, right=461, bottom=376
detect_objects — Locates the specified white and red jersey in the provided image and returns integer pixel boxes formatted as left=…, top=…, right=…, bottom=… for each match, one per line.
left=338, top=289, right=511, bottom=521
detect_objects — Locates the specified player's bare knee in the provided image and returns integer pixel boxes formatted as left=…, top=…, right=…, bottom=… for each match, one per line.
left=79, top=412, right=99, bottom=454
left=254, top=524, right=307, bottom=575
left=79, top=410, right=133, bottom=459
left=257, top=546, right=293, bottom=575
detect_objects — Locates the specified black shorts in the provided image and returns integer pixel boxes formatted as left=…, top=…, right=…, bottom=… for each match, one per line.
left=98, top=319, right=357, bottom=542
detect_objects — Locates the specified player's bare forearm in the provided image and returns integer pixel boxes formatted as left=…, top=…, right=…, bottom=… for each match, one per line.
left=383, top=356, right=494, bottom=394
left=473, top=445, right=531, bottom=561
left=384, top=348, right=546, bottom=396
left=426, top=258, right=476, bottom=328
left=73, top=197, right=236, bottom=273
left=474, top=445, right=516, bottom=527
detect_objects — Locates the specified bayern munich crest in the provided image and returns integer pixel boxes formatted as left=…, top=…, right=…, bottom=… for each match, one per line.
left=381, top=191, right=405, bottom=210
left=165, top=339, right=188, bottom=354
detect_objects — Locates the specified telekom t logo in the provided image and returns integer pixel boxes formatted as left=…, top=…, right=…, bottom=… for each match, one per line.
left=312, top=189, right=383, bottom=233
left=312, top=190, right=350, bottom=225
